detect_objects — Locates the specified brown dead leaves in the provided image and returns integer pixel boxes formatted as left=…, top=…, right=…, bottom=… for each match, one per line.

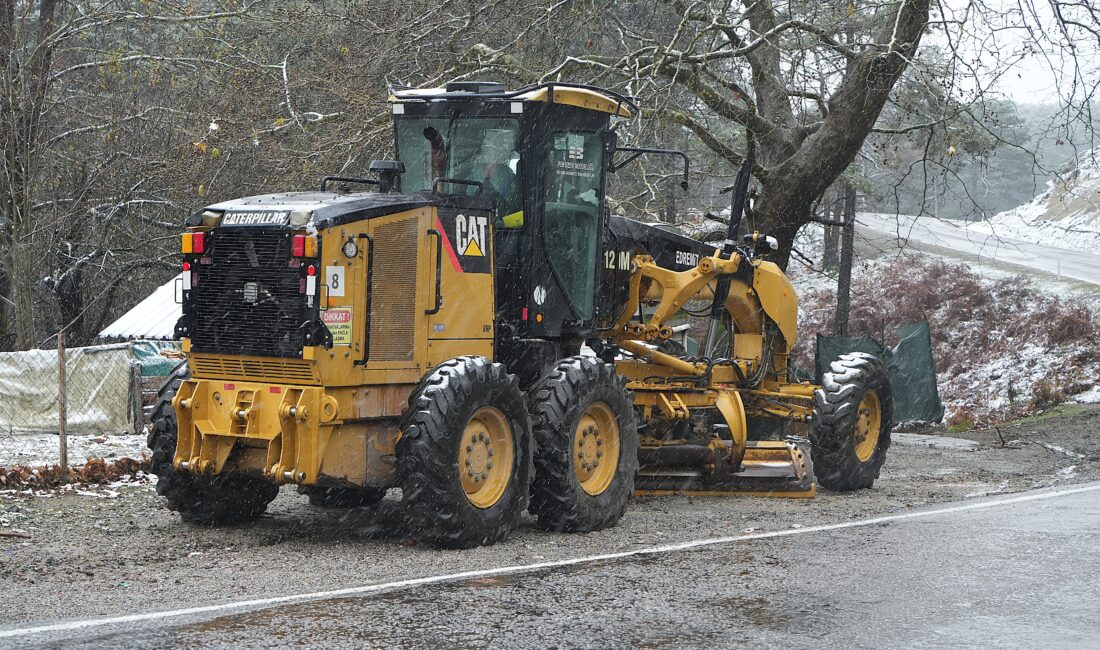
left=0, top=457, right=150, bottom=490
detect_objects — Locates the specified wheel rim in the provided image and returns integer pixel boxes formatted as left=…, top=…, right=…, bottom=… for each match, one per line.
left=853, top=390, right=882, bottom=463
left=458, top=407, right=514, bottom=509
left=574, top=402, right=621, bottom=496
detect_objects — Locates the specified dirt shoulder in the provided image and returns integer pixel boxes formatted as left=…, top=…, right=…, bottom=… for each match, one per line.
left=2, top=405, right=1097, bottom=628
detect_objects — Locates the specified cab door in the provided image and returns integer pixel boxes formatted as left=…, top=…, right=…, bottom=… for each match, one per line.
left=539, top=129, right=607, bottom=325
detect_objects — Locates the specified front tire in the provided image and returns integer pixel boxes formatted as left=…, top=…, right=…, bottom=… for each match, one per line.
left=528, top=357, right=639, bottom=532
left=810, top=352, right=893, bottom=490
left=397, top=356, right=532, bottom=549
left=147, top=367, right=279, bottom=524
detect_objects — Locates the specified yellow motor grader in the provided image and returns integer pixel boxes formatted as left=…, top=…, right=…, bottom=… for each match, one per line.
left=150, top=82, right=892, bottom=548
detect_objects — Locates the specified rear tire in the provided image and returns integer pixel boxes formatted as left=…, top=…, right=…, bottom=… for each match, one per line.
left=810, top=352, right=893, bottom=491
left=147, top=367, right=279, bottom=524
left=397, top=356, right=532, bottom=549
left=528, top=357, right=639, bottom=532
left=299, top=486, right=386, bottom=508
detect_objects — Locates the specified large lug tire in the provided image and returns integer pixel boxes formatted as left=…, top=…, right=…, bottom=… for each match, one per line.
left=146, top=366, right=279, bottom=524
left=298, top=486, right=386, bottom=508
left=810, top=352, right=893, bottom=491
left=528, top=356, right=639, bottom=533
left=397, top=356, right=533, bottom=549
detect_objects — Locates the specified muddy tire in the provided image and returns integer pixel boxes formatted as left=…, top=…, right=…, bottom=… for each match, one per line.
left=528, top=357, right=639, bottom=533
left=810, top=352, right=893, bottom=491
left=147, top=367, right=279, bottom=524
left=397, top=356, right=532, bottom=549
left=298, top=486, right=386, bottom=508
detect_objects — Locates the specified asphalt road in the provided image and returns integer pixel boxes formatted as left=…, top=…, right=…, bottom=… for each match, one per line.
left=858, top=213, right=1100, bottom=286
left=11, top=482, right=1099, bottom=649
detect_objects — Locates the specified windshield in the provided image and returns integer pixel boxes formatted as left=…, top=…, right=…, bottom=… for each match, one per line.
left=395, top=116, right=522, bottom=224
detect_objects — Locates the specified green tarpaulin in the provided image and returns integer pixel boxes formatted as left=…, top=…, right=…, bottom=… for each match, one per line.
left=815, top=321, right=945, bottom=424
left=130, top=340, right=181, bottom=377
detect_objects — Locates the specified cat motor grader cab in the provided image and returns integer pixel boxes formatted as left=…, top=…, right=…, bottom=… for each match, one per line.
left=150, top=81, right=893, bottom=548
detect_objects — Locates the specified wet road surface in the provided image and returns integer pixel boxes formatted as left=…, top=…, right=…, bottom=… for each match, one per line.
left=14, top=483, right=1099, bottom=649
left=858, top=213, right=1100, bottom=286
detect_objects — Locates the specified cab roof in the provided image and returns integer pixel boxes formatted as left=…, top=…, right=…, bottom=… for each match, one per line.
left=388, top=81, right=637, bottom=119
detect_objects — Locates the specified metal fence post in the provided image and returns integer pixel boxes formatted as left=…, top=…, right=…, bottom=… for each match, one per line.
left=58, top=330, right=68, bottom=470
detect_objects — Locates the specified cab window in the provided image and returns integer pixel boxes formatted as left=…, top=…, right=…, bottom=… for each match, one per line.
left=395, top=117, right=522, bottom=225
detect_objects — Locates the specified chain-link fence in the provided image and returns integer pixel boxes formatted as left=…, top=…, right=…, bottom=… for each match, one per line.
left=0, top=335, right=180, bottom=468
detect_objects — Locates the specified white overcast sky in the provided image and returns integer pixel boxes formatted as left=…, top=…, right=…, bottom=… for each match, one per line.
left=935, top=0, right=1100, bottom=104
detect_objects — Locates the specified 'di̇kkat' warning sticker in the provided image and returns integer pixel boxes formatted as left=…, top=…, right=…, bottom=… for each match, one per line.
left=322, top=308, right=353, bottom=345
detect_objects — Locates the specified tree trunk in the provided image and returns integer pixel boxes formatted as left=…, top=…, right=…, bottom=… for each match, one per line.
left=752, top=178, right=815, bottom=269
left=11, top=234, right=38, bottom=349
left=0, top=0, right=59, bottom=350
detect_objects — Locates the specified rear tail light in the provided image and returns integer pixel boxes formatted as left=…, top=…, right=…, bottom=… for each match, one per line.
left=181, top=232, right=206, bottom=254
left=292, top=235, right=318, bottom=257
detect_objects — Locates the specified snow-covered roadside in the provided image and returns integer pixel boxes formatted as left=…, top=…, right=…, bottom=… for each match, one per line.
left=967, top=206, right=1100, bottom=254
left=966, top=150, right=1100, bottom=255
left=789, top=223, right=1100, bottom=424
left=0, top=431, right=148, bottom=468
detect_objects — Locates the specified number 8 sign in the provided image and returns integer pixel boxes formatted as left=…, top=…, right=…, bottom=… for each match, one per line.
left=325, top=266, right=345, bottom=297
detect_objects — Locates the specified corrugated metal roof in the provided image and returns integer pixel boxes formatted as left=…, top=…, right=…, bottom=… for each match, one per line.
left=99, top=274, right=181, bottom=341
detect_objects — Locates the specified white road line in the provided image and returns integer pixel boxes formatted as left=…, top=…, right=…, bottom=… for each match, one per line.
left=4, top=482, right=1099, bottom=640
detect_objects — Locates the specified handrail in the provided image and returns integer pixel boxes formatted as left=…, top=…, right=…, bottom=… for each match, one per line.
left=430, top=177, right=483, bottom=194
left=320, top=176, right=380, bottom=192
left=425, top=229, right=444, bottom=315
left=354, top=233, right=375, bottom=366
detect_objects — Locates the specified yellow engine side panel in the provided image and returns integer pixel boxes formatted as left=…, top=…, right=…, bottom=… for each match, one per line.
left=310, top=205, right=495, bottom=387
left=425, top=210, right=496, bottom=347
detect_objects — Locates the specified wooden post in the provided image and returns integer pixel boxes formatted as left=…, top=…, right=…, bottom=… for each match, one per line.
left=834, top=184, right=857, bottom=336
left=57, top=329, right=67, bottom=471
left=822, top=192, right=841, bottom=270
left=131, top=361, right=143, bottom=434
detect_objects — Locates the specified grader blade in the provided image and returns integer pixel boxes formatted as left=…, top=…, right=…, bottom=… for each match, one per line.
left=634, top=439, right=815, bottom=498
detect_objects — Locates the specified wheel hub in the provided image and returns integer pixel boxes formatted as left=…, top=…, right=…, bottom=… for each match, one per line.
left=573, top=403, right=621, bottom=496
left=853, top=390, right=882, bottom=463
left=458, top=407, right=513, bottom=508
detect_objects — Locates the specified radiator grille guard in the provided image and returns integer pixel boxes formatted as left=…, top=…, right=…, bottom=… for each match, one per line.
left=189, top=229, right=313, bottom=358
left=368, top=216, right=420, bottom=362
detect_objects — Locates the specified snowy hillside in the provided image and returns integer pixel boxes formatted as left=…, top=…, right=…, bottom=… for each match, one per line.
left=968, top=149, right=1100, bottom=253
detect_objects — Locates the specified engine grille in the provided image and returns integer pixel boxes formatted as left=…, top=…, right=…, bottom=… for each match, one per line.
left=369, top=217, right=419, bottom=362
left=190, top=229, right=310, bottom=358
left=191, top=355, right=318, bottom=383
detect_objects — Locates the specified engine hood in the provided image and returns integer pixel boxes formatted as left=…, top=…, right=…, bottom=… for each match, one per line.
left=188, top=190, right=490, bottom=229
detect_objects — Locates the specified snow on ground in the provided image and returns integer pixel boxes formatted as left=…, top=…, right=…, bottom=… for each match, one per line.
left=789, top=223, right=1100, bottom=424
left=966, top=148, right=1100, bottom=254
left=0, top=431, right=148, bottom=468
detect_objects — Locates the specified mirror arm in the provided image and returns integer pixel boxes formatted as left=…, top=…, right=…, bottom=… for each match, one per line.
left=610, top=146, right=690, bottom=190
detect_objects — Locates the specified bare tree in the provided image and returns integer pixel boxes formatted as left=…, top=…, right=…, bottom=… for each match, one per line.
left=0, top=0, right=266, bottom=349
left=437, top=0, right=1100, bottom=266
left=4, top=0, right=1099, bottom=351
